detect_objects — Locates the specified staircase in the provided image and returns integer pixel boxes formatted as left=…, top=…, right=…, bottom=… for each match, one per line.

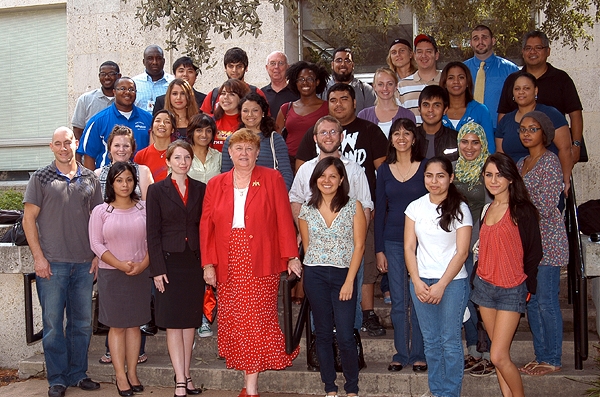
left=18, top=273, right=600, bottom=397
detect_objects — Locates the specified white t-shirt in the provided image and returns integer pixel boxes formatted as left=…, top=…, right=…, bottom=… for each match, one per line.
left=405, top=194, right=472, bottom=279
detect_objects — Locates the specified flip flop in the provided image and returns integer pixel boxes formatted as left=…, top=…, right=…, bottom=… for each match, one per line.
left=98, top=353, right=111, bottom=364
left=529, top=362, right=561, bottom=376
left=518, top=359, right=538, bottom=374
left=138, top=353, right=148, bottom=364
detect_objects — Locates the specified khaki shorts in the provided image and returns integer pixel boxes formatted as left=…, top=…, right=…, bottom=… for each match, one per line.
left=362, top=221, right=378, bottom=284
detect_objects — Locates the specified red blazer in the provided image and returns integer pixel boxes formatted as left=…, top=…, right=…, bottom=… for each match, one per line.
left=200, top=166, right=298, bottom=282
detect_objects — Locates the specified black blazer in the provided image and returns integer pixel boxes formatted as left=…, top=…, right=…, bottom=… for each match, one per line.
left=146, top=176, right=206, bottom=276
left=153, top=89, right=206, bottom=117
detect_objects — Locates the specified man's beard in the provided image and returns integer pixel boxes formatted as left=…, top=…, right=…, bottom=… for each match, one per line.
left=333, top=71, right=353, bottom=83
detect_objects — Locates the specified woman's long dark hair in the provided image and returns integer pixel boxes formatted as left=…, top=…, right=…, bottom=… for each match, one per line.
left=385, top=118, right=424, bottom=164
left=440, top=61, right=474, bottom=106
left=238, top=92, right=276, bottom=138
left=105, top=161, right=139, bottom=203
left=483, top=153, right=539, bottom=224
left=425, top=156, right=466, bottom=232
left=307, top=157, right=350, bottom=213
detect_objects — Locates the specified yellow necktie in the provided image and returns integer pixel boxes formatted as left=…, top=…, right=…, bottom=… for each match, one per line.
left=473, top=61, right=485, bottom=103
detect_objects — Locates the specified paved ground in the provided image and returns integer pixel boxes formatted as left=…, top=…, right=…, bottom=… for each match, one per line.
left=0, top=379, right=318, bottom=397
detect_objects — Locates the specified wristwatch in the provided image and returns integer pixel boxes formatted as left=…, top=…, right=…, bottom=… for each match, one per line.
left=573, top=140, right=582, bottom=147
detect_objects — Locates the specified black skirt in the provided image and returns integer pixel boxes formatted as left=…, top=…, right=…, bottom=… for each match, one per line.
left=154, top=245, right=205, bottom=328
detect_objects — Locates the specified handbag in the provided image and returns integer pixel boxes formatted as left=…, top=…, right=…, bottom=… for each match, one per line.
left=280, top=102, right=293, bottom=141
left=203, top=285, right=217, bottom=323
left=0, top=210, right=27, bottom=246
left=307, top=329, right=366, bottom=372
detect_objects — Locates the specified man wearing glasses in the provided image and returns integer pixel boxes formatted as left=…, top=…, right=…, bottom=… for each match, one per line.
left=77, top=77, right=152, bottom=169
left=498, top=30, right=583, bottom=162
left=71, top=61, right=122, bottom=142
left=321, top=47, right=376, bottom=115
left=262, top=51, right=299, bottom=118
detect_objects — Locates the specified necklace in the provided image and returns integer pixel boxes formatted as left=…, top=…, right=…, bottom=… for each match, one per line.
left=154, top=144, right=167, bottom=159
left=394, top=161, right=414, bottom=182
left=233, top=171, right=250, bottom=196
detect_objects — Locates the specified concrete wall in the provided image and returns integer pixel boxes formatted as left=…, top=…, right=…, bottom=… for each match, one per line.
left=0, top=246, right=43, bottom=369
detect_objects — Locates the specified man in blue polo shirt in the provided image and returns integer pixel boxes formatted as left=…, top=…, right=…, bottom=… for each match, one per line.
left=464, top=24, right=519, bottom=132
left=78, top=77, right=152, bottom=169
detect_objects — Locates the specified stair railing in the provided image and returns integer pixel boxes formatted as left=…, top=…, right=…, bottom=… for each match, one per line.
left=565, top=175, right=588, bottom=369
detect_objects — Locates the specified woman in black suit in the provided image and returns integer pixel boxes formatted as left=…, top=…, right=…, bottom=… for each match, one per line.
left=147, top=140, right=206, bottom=397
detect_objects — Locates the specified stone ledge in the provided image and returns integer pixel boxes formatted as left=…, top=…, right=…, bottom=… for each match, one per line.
left=0, top=244, right=34, bottom=273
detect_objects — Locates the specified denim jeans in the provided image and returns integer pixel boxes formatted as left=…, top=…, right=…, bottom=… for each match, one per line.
left=304, top=265, right=359, bottom=395
left=464, top=253, right=491, bottom=355
left=411, top=277, right=468, bottom=397
left=385, top=241, right=425, bottom=365
left=354, top=259, right=364, bottom=330
left=527, top=265, right=563, bottom=366
left=36, top=262, right=94, bottom=387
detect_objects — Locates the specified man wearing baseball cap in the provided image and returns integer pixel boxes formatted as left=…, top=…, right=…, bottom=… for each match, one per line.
left=398, top=34, right=442, bottom=124
left=387, top=38, right=417, bottom=80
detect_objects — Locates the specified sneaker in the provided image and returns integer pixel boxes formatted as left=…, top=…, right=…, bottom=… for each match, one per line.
left=48, top=385, right=66, bottom=397
left=470, top=359, right=495, bottom=377
left=361, top=313, right=386, bottom=336
left=464, top=354, right=482, bottom=371
left=198, top=323, right=213, bottom=337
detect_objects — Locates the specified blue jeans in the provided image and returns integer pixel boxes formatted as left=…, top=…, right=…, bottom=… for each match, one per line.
left=527, top=265, right=562, bottom=366
left=464, top=253, right=491, bottom=355
left=411, top=277, right=468, bottom=397
left=354, top=259, right=364, bottom=330
left=385, top=241, right=425, bottom=365
left=304, top=266, right=359, bottom=395
left=36, top=262, right=94, bottom=387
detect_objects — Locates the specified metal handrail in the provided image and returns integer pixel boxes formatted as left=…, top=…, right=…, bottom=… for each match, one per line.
left=565, top=175, right=588, bottom=369
left=23, top=273, right=43, bottom=344
left=282, top=273, right=312, bottom=355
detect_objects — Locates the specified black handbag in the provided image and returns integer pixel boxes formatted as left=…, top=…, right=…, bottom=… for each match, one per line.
left=0, top=210, right=27, bottom=246
left=307, top=329, right=366, bottom=372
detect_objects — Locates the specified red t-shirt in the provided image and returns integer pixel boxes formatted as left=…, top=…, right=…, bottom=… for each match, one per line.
left=212, top=113, right=240, bottom=153
left=134, top=145, right=168, bottom=182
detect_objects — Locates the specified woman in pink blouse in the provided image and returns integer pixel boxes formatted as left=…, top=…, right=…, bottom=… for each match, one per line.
left=89, top=161, right=150, bottom=396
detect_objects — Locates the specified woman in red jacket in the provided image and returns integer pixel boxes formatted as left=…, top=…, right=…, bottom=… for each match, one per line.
left=201, top=129, right=301, bottom=397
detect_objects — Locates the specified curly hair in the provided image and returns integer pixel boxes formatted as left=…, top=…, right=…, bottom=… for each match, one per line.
left=285, top=61, right=329, bottom=96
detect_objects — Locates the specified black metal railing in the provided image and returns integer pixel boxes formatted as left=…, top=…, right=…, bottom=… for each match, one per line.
left=565, top=175, right=588, bottom=370
left=282, top=273, right=312, bottom=356
left=24, top=272, right=43, bottom=344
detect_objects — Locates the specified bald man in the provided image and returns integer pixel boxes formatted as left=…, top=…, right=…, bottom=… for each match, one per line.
left=132, top=44, right=174, bottom=113
left=261, top=51, right=299, bottom=118
left=23, top=127, right=103, bottom=397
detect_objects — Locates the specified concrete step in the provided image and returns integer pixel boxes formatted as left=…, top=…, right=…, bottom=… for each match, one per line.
left=85, top=328, right=598, bottom=366
left=20, top=345, right=598, bottom=397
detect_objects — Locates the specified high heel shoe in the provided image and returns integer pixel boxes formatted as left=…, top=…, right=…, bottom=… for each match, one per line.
left=116, top=383, right=133, bottom=397
left=126, top=372, right=144, bottom=393
left=174, top=381, right=187, bottom=397
left=185, top=377, right=202, bottom=394
left=238, top=388, right=247, bottom=397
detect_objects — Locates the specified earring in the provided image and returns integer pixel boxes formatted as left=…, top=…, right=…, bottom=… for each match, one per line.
left=512, top=96, right=515, bottom=101
left=535, top=95, right=538, bottom=100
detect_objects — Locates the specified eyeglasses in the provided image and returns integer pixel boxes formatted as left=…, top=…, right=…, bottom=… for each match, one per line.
left=334, top=58, right=353, bottom=64
left=523, top=45, right=548, bottom=52
left=316, top=129, right=340, bottom=137
left=115, top=87, right=136, bottom=93
left=519, top=127, right=541, bottom=134
left=297, top=77, right=315, bottom=84
left=99, top=72, right=118, bottom=78
left=268, top=61, right=286, bottom=67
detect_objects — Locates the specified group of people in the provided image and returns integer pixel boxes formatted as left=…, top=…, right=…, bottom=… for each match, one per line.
left=24, top=22, right=580, bottom=397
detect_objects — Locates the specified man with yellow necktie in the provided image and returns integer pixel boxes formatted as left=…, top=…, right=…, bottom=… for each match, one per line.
left=464, top=25, right=518, bottom=132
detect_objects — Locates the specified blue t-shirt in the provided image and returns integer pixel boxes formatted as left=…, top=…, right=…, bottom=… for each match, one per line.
left=374, top=160, right=428, bottom=253
left=442, top=100, right=496, bottom=153
left=495, top=103, right=567, bottom=163
left=463, top=54, right=519, bottom=129
left=77, top=103, right=152, bottom=168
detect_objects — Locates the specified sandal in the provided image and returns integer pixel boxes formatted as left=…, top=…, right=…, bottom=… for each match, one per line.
left=138, top=353, right=148, bottom=364
left=518, top=359, right=538, bottom=374
left=529, top=362, right=561, bottom=376
left=98, top=353, right=112, bottom=364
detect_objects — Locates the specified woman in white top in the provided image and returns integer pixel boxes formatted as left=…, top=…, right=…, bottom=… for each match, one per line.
left=404, top=156, right=472, bottom=397
left=186, top=113, right=221, bottom=184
